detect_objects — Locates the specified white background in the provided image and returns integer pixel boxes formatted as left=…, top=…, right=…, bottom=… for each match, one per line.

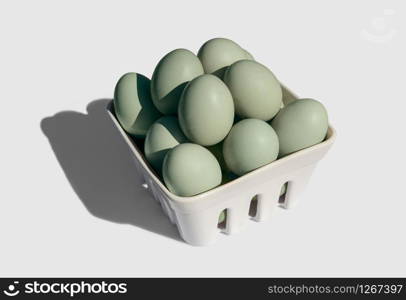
left=1, top=0, right=405, bottom=277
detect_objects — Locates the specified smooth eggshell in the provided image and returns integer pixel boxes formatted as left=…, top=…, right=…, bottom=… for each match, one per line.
left=197, top=38, right=248, bottom=78
left=144, top=116, right=188, bottom=174
left=270, top=98, right=328, bottom=157
left=223, top=119, right=279, bottom=176
left=178, top=74, right=234, bottom=146
left=163, top=143, right=222, bottom=197
left=224, top=60, right=282, bottom=121
left=151, top=49, right=204, bottom=114
left=114, top=73, right=161, bottom=138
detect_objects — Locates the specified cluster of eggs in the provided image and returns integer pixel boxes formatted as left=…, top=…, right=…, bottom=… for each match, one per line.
left=114, top=38, right=329, bottom=197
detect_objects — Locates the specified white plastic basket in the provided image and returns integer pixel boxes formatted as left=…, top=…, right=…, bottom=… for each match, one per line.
left=106, top=85, right=336, bottom=246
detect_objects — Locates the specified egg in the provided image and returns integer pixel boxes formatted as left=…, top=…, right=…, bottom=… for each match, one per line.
left=163, top=143, right=222, bottom=197
left=197, top=38, right=250, bottom=78
left=223, top=119, right=279, bottom=176
left=224, top=60, right=282, bottom=121
left=178, top=74, right=234, bottom=146
left=270, top=98, right=328, bottom=157
left=144, top=116, right=188, bottom=174
left=113, top=73, right=161, bottom=138
left=151, top=49, right=204, bottom=114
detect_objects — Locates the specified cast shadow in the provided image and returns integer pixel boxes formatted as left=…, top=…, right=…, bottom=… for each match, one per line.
left=40, top=99, right=181, bottom=242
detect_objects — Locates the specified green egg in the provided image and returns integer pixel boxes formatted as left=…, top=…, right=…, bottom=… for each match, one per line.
left=162, top=143, right=222, bottom=197
left=151, top=49, right=204, bottom=114
left=271, top=98, right=328, bottom=157
left=223, top=119, right=279, bottom=176
left=144, top=116, right=188, bottom=174
left=178, top=74, right=234, bottom=146
left=224, top=60, right=282, bottom=121
left=113, top=73, right=161, bottom=138
left=197, top=38, right=249, bottom=78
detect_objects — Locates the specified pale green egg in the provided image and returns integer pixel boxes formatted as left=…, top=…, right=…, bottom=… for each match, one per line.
left=271, top=98, right=328, bottom=157
left=113, top=73, right=161, bottom=138
left=223, top=119, right=279, bottom=176
left=144, top=116, right=188, bottom=174
left=151, top=49, right=204, bottom=114
left=178, top=74, right=234, bottom=146
left=162, top=143, right=222, bottom=197
left=197, top=38, right=249, bottom=78
left=224, top=60, right=282, bottom=121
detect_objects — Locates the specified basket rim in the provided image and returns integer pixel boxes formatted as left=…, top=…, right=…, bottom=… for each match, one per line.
left=107, top=101, right=336, bottom=204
